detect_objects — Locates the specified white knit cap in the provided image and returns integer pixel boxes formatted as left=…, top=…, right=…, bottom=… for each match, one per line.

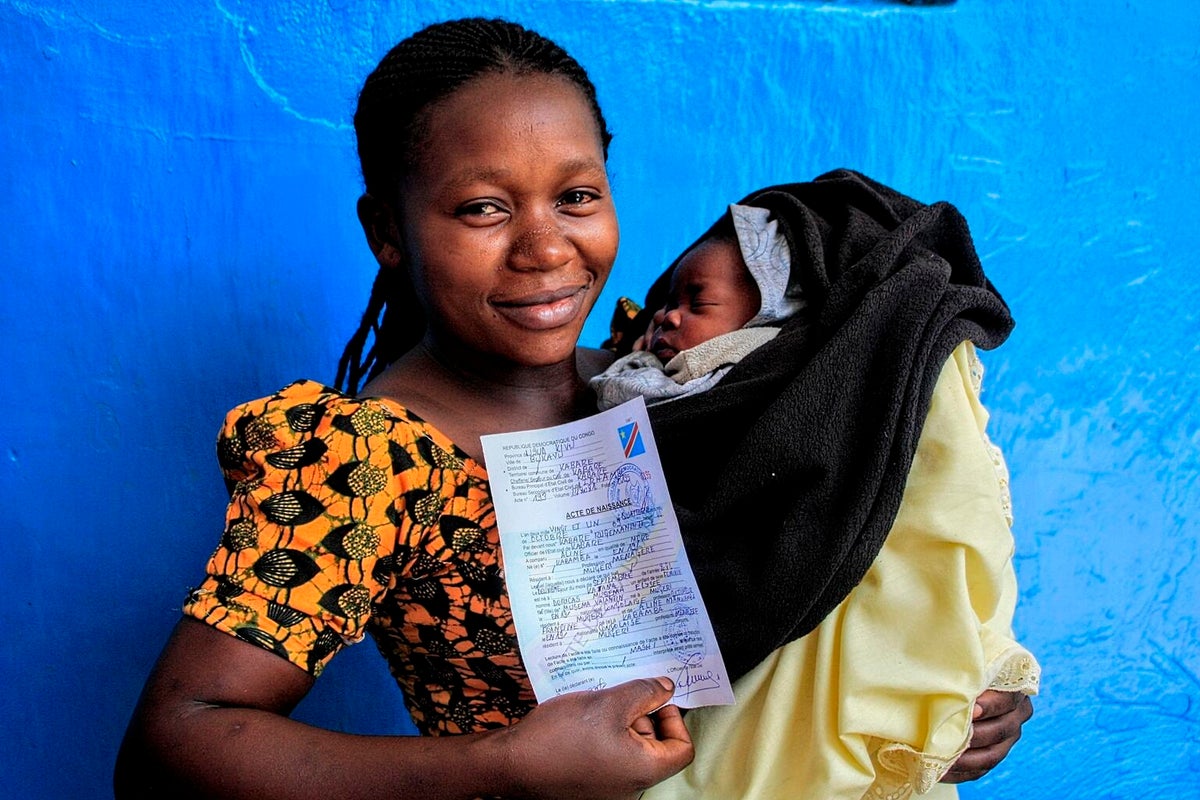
left=730, top=203, right=804, bottom=327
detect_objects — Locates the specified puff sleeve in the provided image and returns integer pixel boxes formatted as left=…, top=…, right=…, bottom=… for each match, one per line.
left=184, top=380, right=405, bottom=677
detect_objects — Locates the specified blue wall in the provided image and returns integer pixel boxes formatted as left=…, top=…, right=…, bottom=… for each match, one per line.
left=2, top=1, right=1197, bottom=797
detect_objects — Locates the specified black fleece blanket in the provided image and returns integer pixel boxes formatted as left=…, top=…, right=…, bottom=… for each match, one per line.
left=623, top=169, right=1014, bottom=682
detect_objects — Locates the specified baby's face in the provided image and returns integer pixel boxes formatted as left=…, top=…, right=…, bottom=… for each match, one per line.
left=647, top=238, right=761, bottom=362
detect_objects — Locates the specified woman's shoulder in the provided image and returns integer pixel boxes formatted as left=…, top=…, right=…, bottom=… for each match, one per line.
left=216, top=379, right=478, bottom=482
left=576, top=346, right=618, bottom=381
left=219, top=379, right=399, bottom=442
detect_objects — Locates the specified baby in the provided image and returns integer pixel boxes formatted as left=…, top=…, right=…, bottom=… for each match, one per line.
left=591, top=203, right=802, bottom=409
left=594, top=186, right=1040, bottom=799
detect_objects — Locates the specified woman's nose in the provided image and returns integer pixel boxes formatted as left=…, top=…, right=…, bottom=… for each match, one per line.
left=508, top=219, right=573, bottom=271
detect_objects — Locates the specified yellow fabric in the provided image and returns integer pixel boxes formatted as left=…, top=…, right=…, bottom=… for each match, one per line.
left=644, top=342, right=1040, bottom=800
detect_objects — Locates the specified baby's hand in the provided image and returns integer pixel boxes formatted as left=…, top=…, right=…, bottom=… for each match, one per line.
left=632, top=308, right=667, bottom=352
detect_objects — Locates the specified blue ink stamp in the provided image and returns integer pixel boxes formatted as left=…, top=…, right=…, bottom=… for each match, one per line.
left=609, top=462, right=652, bottom=511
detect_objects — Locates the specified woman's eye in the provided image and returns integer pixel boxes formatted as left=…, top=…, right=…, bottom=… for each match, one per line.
left=456, top=201, right=505, bottom=218
left=558, top=190, right=598, bottom=208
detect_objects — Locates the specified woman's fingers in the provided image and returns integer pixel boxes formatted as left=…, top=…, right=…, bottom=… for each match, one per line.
left=649, top=702, right=692, bottom=749
left=941, top=691, right=1032, bottom=783
left=974, top=687, right=1030, bottom=721
left=599, top=677, right=693, bottom=763
left=971, top=690, right=1033, bottom=747
left=500, top=677, right=693, bottom=800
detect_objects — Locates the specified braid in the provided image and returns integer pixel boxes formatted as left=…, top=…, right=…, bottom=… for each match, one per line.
left=333, top=267, right=385, bottom=394
left=335, top=18, right=613, bottom=393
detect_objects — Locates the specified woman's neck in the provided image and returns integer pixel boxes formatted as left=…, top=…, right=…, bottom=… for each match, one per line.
left=420, top=336, right=584, bottom=395
left=361, top=339, right=596, bottom=464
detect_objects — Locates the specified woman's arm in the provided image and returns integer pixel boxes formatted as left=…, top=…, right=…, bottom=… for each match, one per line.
left=115, top=618, right=693, bottom=800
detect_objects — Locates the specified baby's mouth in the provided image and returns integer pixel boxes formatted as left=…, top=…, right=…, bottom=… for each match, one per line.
left=649, top=336, right=677, bottom=362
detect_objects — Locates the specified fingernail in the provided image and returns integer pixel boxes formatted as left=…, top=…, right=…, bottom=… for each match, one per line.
left=655, top=676, right=674, bottom=692
left=973, top=703, right=984, bottom=719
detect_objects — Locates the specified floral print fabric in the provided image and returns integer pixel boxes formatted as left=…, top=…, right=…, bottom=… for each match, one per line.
left=183, top=380, right=536, bottom=734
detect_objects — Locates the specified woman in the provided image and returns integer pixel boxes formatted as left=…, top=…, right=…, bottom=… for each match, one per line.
left=115, top=18, right=1026, bottom=799
left=115, top=19, right=691, bottom=800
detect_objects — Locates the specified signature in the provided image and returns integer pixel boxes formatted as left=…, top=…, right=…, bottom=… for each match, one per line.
left=666, top=651, right=722, bottom=698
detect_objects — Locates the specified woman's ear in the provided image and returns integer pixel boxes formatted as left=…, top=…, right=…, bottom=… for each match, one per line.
left=357, top=194, right=403, bottom=269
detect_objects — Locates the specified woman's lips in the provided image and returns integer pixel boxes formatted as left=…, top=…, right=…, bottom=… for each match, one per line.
left=491, top=285, right=589, bottom=330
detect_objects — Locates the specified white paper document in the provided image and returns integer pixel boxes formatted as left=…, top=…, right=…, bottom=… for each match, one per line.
left=481, top=397, right=734, bottom=709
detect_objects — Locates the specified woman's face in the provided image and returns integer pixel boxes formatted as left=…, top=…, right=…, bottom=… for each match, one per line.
left=396, top=72, right=618, bottom=370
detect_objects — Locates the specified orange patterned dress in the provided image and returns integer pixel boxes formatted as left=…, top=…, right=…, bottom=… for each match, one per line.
left=183, top=380, right=536, bottom=735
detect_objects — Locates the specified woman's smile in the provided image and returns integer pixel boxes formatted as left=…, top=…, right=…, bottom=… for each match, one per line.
left=490, top=283, right=593, bottom=330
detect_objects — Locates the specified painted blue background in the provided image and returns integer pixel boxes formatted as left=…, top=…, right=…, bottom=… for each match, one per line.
left=2, top=1, right=1197, bottom=797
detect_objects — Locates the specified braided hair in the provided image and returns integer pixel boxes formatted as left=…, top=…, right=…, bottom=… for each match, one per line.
left=335, top=18, right=614, bottom=394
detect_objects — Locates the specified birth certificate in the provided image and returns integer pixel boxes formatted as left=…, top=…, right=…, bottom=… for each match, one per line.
left=481, top=396, right=734, bottom=709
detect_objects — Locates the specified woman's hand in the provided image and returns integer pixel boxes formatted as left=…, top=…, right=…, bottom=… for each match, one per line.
left=493, top=677, right=693, bottom=800
left=941, top=690, right=1033, bottom=783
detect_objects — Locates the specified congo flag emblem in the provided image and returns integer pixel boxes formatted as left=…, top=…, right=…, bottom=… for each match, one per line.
left=617, top=421, right=645, bottom=458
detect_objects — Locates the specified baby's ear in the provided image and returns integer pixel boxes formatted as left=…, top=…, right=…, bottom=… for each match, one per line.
left=357, top=194, right=403, bottom=269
